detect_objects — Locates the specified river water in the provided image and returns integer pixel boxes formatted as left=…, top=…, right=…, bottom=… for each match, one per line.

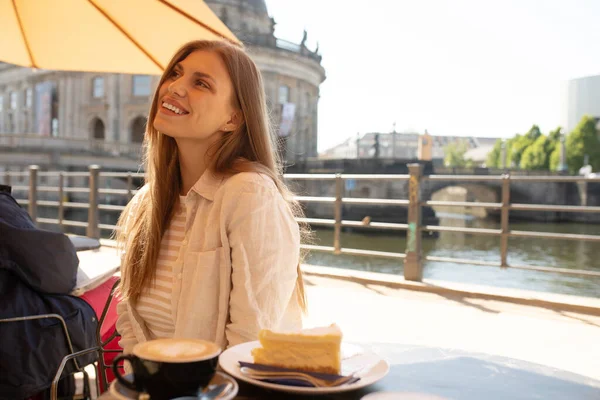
left=306, top=216, right=600, bottom=298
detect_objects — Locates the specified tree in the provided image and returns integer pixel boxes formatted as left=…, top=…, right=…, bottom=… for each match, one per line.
left=486, top=139, right=503, bottom=168
left=565, top=115, right=600, bottom=173
left=444, top=140, right=473, bottom=168
left=525, top=125, right=542, bottom=141
left=520, top=135, right=548, bottom=170
left=549, top=147, right=561, bottom=171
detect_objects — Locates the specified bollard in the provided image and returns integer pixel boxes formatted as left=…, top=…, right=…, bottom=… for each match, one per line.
left=404, top=163, right=423, bottom=281
left=86, top=165, right=101, bottom=238
left=28, top=165, right=39, bottom=224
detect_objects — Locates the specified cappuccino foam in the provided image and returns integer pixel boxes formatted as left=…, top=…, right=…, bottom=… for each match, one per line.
left=134, top=338, right=220, bottom=362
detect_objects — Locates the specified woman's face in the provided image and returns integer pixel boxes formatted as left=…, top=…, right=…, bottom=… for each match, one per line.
left=153, top=50, right=239, bottom=142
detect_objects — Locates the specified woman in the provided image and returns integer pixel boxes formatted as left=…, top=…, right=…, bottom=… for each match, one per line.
left=115, top=39, right=309, bottom=355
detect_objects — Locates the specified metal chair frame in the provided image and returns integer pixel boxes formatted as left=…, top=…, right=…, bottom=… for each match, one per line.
left=0, top=313, right=99, bottom=400
left=0, top=277, right=123, bottom=399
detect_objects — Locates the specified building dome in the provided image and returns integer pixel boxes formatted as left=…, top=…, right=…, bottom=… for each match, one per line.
left=205, top=0, right=271, bottom=37
left=205, top=0, right=326, bottom=162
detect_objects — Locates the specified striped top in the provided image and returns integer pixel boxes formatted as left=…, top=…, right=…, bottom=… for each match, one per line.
left=134, top=196, right=186, bottom=339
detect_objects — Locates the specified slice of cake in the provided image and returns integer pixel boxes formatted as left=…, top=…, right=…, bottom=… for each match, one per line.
left=251, top=323, right=342, bottom=375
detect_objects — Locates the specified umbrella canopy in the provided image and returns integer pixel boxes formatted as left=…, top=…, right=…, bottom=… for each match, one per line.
left=0, top=0, right=240, bottom=75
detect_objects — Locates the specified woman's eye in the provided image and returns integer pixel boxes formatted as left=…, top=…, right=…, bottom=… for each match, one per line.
left=169, top=70, right=181, bottom=79
left=196, top=80, right=208, bottom=89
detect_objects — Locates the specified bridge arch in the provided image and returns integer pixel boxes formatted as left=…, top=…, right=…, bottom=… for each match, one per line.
left=424, top=181, right=500, bottom=218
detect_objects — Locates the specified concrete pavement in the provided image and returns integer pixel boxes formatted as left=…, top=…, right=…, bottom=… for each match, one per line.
left=301, top=273, right=600, bottom=382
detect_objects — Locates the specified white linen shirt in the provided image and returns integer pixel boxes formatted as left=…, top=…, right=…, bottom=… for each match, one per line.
left=116, top=171, right=303, bottom=354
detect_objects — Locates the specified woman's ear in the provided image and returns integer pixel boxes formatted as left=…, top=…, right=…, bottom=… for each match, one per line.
left=221, top=110, right=243, bottom=132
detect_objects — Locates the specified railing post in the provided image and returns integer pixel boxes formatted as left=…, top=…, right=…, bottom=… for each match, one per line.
left=405, top=163, right=423, bottom=281
left=86, top=165, right=100, bottom=239
left=28, top=165, right=39, bottom=224
left=58, top=172, right=64, bottom=231
left=333, top=174, right=343, bottom=255
left=126, top=172, right=133, bottom=201
left=500, top=173, right=511, bottom=268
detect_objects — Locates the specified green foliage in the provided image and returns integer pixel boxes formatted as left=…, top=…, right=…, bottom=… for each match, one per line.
left=565, top=115, right=600, bottom=173
left=486, top=139, right=503, bottom=168
left=520, top=135, right=549, bottom=170
left=549, top=147, right=561, bottom=171
left=509, top=132, right=536, bottom=167
left=525, top=125, right=542, bottom=141
left=444, top=140, right=473, bottom=168
left=485, top=118, right=599, bottom=173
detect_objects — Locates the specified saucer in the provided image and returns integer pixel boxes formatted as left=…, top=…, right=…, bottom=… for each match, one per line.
left=109, top=371, right=238, bottom=400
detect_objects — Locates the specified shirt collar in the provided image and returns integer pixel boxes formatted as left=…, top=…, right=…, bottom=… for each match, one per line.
left=188, top=169, right=224, bottom=201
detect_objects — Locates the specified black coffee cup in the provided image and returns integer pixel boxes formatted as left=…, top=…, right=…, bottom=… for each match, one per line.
left=112, top=338, right=221, bottom=400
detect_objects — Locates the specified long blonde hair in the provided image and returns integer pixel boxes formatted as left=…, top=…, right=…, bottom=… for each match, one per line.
left=115, top=40, right=309, bottom=311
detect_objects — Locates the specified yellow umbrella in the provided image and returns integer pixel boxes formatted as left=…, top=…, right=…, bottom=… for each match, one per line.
left=0, top=0, right=240, bottom=75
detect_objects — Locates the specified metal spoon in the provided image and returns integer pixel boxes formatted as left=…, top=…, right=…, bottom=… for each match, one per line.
left=170, top=382, right=233, bottom=400
left=198, top=382, right=233, bottom=400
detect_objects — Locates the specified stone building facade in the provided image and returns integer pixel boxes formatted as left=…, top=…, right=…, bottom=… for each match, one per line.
left=0, top=0, right=325, bottom=166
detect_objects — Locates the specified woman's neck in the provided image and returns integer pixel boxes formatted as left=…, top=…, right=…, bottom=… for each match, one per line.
left=176, top=138, right=212, bottom=196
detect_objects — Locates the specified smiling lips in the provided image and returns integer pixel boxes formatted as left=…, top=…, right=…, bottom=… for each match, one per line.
left=161, top=99, right=189, bottom=115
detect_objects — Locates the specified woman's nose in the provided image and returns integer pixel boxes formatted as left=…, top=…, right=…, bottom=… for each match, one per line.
left=168, top=79, right=186, bottom=97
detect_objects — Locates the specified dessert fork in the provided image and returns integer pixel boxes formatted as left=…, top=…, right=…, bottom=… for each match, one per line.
left=239, top=367, right=359, bottom=388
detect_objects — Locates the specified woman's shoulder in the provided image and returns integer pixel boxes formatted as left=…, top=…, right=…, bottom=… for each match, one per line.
left=130, top=183, right=150, bottom=206
left=124, top=183, right=149, bottom=219
left=221, top=171, right=277, bottom=194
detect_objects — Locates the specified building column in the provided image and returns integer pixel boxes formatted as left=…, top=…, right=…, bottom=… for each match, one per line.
left=65, top=75, right=73, bottom=137
left=58, top=76, right=68, bottom=137
left=73, top=74, right=83, bottom=139
left=106, top=74, right=120, bottom=142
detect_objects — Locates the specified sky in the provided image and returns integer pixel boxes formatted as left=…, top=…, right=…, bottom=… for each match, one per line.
left=264, top=0, right=600, bottom=153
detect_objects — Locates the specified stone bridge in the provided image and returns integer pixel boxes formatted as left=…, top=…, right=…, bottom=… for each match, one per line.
left=296, top=174, right=600, bottom=225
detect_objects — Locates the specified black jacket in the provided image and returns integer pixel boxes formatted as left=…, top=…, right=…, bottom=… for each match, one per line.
left=0, top=187, right=98, bottom=399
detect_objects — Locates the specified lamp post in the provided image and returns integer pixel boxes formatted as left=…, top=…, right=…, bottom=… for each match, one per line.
left=557, top=129, right=568, bottom=173
left=501, top=139, right=507, bottom=171
left=392, top=122, right=397, bottom=159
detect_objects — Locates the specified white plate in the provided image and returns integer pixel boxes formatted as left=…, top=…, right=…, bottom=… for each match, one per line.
left=218, top=341, right=390, bottom=395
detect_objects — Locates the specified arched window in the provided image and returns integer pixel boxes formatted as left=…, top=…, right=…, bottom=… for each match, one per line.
left=130, top=116, right=146, bottom=143
left=91, top=118, right=105, bottom=140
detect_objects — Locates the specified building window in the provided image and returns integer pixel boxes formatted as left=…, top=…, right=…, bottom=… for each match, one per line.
left=25, top=88, right=32, bottom=108
left=23, top=111, right=29, bottom=133
left=132, top=75, right=152, bottom=97
left=10, top=92, right=17, bottom=110
left=278, top=85, right=289, bottom=105
left=8, top=114, right=14, bottom=132
left=130, top=116, right=146, bottom=143
left=92, top=77, right=104, bottom=98
left=91, top=117, right=105, bottom=140
left=0, top=96, right=3, bottom=132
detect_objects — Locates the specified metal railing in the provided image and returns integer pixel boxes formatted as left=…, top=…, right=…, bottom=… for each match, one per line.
left=3, top=164, right=600, bottom=281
